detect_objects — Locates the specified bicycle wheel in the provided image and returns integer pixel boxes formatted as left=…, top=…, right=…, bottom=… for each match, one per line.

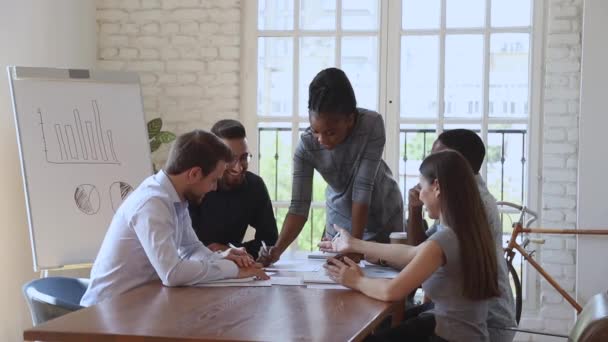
left=506, top=258, right=523, bottom=324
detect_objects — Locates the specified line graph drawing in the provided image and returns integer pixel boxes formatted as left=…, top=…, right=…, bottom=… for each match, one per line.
left=37, top=100, right=120, bottom=165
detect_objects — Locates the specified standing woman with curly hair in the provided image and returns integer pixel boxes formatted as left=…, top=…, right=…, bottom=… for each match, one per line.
left=258, top=67, right=404, bottom=265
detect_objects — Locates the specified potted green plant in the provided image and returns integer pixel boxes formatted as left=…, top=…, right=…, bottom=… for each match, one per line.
left=147, top=118, right=176, bottom=172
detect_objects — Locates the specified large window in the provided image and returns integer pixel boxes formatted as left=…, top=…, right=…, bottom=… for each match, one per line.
left=243, top=0, right=541, bottom=256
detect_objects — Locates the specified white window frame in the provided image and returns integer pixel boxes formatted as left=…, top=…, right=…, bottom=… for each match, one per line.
left=241, top=0, right=544, bottom=312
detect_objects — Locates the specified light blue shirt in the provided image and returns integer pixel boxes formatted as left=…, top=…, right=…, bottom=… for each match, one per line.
left=81, top=171, right=239, bottom=306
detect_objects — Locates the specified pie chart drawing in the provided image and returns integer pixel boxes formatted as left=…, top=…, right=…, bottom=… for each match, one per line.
left=110, top=181, right=134, bottom=212
left=74, top=184, right=100, bottom=215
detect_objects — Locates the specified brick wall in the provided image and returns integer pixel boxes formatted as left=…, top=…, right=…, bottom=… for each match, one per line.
left=516, top=0, right=583, bottom=340
left=96, top=0, right=241, bottom=166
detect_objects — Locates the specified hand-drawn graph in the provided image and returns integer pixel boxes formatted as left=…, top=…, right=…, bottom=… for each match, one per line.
left=38, top=100, right=120, bottom=164
left=74, top=184, right=100, bottom=215
left=109, top=181, right=134, bottom=212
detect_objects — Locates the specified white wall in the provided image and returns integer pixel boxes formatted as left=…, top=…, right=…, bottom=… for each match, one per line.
left=576, top=0, right=608, bottom=305
left=0, top=1, right=96, bottom=340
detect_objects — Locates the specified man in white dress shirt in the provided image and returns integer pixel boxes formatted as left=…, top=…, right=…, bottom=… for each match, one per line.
left=81, top=130, right=269, bottom=306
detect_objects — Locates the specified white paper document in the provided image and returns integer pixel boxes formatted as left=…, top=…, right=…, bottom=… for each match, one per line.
left=270, top=276, right=304, bottom=286
left=300, top=271, right=335, bottom=284
left=307, top=284, right=350, bottom=290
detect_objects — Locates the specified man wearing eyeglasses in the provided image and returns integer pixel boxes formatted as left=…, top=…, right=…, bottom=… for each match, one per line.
left=188, top=120, right=278, bottom=259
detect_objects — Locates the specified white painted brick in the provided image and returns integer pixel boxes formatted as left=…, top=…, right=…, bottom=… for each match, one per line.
left=219, top=46, right=240, bottom=59
left=543, top=221, right=575, bottom=229
left=143, top=97, right=157, bottom=109
left=208, top=60, right=239, bottom=72
left=97, top=9, right=129, bottom=21
left=543, top=143, right=576, bottom=154
left=121, top=0, right=141, bottom=10
left=546, top=47, right=570, bottom=60
left=162, top=0, right=199, bottom=9
left=177, top=73, right=197, bottom=84
left=166, top=60, right=206, bottom=72
left=160, top=48, right=180, bottom=59
left=541, top=250, right=575, bottom=265
left=100, top=47, right=118, bottom=59
left=541, top=263, right=563, bottom=277
left=546, top=75, right=569, bottom=87
left=141, top=0, right=161, bottom=9
left=542, top=236, right=565, bottom=250
left=551, top=5, right=579, bottom=19
left=566, top=156, right=577, bottom=168
left=142, top=22, right=160, bottom=34
left=97, top=0, right=124, bottom=9
left=200, top=22, right=220, bottom=34
left=101, top=23, right=121, bottom=33
left=209, top=35, right=240, bottom=46
left=540, top=303, right=576, bottom=321
left=563, top=265, right=576, bottom=278
left=171, top=35, right=197, bottom=45
left=130, top=9, right=163, bottom=22
left=139, top=72, right=157, bottom=85
left=547, top=33, right=580, bottom=47
left=542, top=290, right=564, bottom=304
left=140, top=48, right=160, bottom=59
left=101, top=34, right=129, bottom=46
left=519, top=317, right=545, bottom=331
left=565, top=211, right=577, bottom=222
left=566, top=184, right=577, bottom=196
left=542, top=182, right=565, bottom=195
left=544, top=128, right=566, bottom=141
left=119, top=47, right=138, bottom=59
left=170, top=9, right=209, bottom=21
left=544, top=101, right=567, bottom=114
left=179, top=47, right=200, bottom=59
left=127, top=60, right=164, bottom=72
left=165, top=86, right=204, bottom=97
left=97, top=60, right=126, bottom=70
left=543, top=169, right=577, bottom=182
left=549, top=19, right=571, bottom=33
left=180, top=21, right=199, bottom=34
left=161, top=22, right=180, bottom=34
left=565, top=238, right=577, bottom=250
left=220, top=23, right=240, bottom=35
left=136, top=35, right=169, bottom=47
left=544, top=114, right=577, bottom=128
left=514, top=332, right=533, bottom=342
left=214, top=0, right=240, bottom=8
left=157, top=73, right=178, bottom=84
left=200, top=47, right=218, bottom=58
left=121, top=22, right=139, bottom=34
left=206, top=85, right=238, bottom=98
left=542, top=156, right=566, bottom=170
left=544, top=87, right=580, bottom=100
left=547, top=61, right=581, bottom=73
left=216, top=72, right=238, bottom=85
left=544, top=195, right=576, bottom=209
left=541, top=211, right=565, bottom=225
left=141, top=86, right=162, bottom=96
left=567, top=100, right=580, bottom=114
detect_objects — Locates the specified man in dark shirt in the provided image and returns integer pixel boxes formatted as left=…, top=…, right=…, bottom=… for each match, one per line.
left=188, top=119, right=278, bottom=259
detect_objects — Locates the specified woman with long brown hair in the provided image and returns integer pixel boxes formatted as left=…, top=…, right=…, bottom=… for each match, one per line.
left=322, top=150, right=499, bottom=341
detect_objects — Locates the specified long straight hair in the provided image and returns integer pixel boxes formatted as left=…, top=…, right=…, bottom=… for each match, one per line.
left=419, top=150, right=499, bottom=300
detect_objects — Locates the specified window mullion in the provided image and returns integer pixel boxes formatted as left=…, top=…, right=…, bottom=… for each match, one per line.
left=438, top=0, right=447, bottom=132
left=481, top=0, right=492, bottom=179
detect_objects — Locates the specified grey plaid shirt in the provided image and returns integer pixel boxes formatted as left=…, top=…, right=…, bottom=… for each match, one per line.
left=288, top=108, right=404, bottom=240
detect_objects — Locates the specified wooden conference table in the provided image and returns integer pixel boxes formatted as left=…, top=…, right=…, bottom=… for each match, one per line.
left=24, top=259, right=402, bottom=341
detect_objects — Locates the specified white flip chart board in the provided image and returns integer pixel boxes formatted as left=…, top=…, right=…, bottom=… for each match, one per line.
left=7, top=66, right=153, bottom=271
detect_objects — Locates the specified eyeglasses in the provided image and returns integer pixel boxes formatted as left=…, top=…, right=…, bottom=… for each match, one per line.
left=229, top=153, right=252, bottom=166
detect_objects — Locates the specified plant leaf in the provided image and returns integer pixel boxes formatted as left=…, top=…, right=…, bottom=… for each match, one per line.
left=157, top=131, right=176, bottom=144
left=147, top=118, right=162, bottom=139
left=150, top=137, right=161, bottom=152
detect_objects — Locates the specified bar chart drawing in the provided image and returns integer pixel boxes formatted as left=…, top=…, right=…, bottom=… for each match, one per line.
left=38, top=100, right=120, bottom=165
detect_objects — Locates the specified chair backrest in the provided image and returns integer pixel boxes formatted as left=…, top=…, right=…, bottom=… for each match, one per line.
left=569, top=291, right=608, bottom=342
left=22, top=276, right=89, bottom=326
